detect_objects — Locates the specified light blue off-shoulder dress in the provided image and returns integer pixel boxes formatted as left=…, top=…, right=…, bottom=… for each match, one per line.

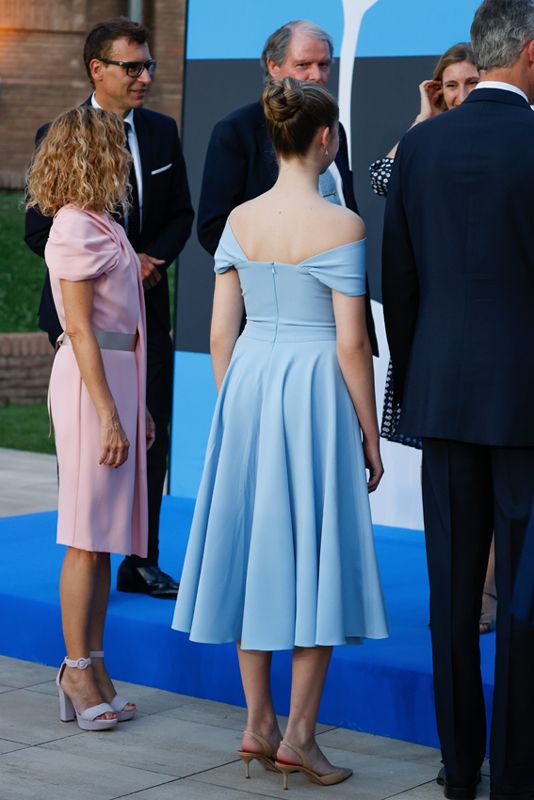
left=172, top=222, right=389, bottom=650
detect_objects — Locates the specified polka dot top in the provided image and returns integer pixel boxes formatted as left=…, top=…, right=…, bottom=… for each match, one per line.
left=369, top=157, right=394, bottom=197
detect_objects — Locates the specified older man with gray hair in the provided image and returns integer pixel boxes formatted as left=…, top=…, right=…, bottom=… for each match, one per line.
left=197, top=19, right=377, bottom=355
left=382, top=1, right=534, bottom=798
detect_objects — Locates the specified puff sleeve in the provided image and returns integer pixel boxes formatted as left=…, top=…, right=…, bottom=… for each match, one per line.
left=214, top=221, right=245, bottom=273
left=304, top=239, right=367, bottom=296
left=45, top=206, right=120, bottom=281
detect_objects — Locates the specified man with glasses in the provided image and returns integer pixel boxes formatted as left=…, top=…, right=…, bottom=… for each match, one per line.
left=25, top=18, right=194, bottom=598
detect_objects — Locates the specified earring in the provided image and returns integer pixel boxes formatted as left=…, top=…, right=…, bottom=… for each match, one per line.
left=324, top=148, right=329, bottom=156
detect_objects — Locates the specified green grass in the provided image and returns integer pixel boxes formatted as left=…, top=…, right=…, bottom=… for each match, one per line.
left=0, top=403, right=56, bottom=454
left=0, top=189, right=173, bottom=455
left=0, top=189, right=177, bottom=331
left=0, top=190, right=45, bottom=333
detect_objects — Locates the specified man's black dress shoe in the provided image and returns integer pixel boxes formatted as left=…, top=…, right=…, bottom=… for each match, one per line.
left=437, top=767, right=481, bottom=800
left=117, top=561, right=179, bottom=598
left=490, top=786, right=534, bottom=800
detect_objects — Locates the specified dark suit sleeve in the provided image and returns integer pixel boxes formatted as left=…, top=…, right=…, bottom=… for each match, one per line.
left=382, top=140, right=419, bottom=402
left=24, top=125, right=53, bottom=257
left=335, top=123, right=381, bottom=355
left=336, top=123, right=359, bottom=215
left=197, top=118, right=248, bottom=256
left=23, top=123, right=62, bottom=345
left=143, top=121, right=194, bottom=267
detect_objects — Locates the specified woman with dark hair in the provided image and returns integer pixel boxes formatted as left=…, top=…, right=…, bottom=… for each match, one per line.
left=369, top=43, right=480, bottom=196
left=173, top=77, right=388, bottom=789
left=26, top=106, right=154, bottom=731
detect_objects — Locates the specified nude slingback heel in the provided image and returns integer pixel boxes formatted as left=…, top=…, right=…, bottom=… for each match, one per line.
left=237, top=731, right=281, bottom=777
left=275, top=739, right=352, bottom=790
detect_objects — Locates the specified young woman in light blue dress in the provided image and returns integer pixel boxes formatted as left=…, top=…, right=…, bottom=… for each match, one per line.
left=173, top=77, right=388, bottom=789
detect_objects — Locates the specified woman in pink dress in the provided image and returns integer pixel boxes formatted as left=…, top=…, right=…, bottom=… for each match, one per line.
left=26, top=107, right=154, bottom=731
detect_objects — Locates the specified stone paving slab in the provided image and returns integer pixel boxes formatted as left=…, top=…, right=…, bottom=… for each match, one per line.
left=0, top=746, right=177, bottom=800
left=0, top=689, right=85, bottom=746
left=125, top=779, right=277, bottom=799
left=317, top=727, right=439, bottom=764
left=0, top=655, right=448, bottom=800
left=0, top=738, right=30, bottom=756
left=159, top=696, right=333, bottom=735
left=189, top=747, right=440, bottom=800
left=0, top=448, right=58, bottom=517
left=42, top=713, right=243, bottom=778
left=0, top=657, right=57, bottom=689
left=391, top=776, right=491, bottom=799
left=26, top=677, right=195, bottom=716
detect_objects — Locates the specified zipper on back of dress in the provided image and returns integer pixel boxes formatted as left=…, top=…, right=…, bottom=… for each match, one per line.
left=271, top=263, right=279, bottom=345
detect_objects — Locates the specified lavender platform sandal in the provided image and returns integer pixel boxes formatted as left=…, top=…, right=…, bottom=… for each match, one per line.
left=89, top=651, right=136, bottom=721
left=56, top=657, right=118, bottom=731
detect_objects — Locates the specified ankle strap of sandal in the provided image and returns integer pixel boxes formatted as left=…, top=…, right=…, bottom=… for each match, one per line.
left=64, top=656, right=91, bottom=670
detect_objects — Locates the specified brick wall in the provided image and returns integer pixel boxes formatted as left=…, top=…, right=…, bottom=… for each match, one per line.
left=0, top=333, right=54, bottom=405
left=0, top=0, right=187, bottom=189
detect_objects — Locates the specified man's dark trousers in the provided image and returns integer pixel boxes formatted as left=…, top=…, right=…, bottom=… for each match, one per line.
left=422, top=439, right=534, bottom=788
left=136, top=320, right=173, bottom=566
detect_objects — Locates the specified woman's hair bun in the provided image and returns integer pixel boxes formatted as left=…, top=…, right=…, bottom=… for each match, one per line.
left=261, top=76, right=338, bottom=158
left=262, top=77, right=305, bottom=124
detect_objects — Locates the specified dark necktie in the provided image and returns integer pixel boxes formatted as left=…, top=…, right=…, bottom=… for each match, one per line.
left=123, top=120, right=141, bottom=248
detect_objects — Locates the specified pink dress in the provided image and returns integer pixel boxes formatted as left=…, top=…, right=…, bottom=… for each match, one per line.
left=46, top=206, right=148, bottom=556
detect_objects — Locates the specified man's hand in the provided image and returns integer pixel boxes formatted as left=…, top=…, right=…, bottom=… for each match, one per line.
left=138, top=253, right=165, bottom=289
left=146, top=408, right=156, bottom=451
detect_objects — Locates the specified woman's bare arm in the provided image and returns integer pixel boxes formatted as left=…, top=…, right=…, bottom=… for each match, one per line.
left=59, top=278, right=129, bottom=468
left=210, top=269, right=244, bottom=391
left=333, top=291, right=383, bottom=492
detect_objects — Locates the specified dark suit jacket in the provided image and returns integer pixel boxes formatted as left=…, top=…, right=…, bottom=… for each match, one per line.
left=382, top=88, right=534, bottom=446
left=197, top=101, right=377, bottom=355
left=25, top=101, right=194, bottom=343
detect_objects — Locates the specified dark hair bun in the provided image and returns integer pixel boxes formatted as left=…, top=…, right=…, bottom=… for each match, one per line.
left=262, top=77, right=305, bottom=124
left=261, top=76, right=338, bottom=158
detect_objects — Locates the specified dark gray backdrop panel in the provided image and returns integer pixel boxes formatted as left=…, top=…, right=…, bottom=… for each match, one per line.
left=176, top=55, right=437, bottom=353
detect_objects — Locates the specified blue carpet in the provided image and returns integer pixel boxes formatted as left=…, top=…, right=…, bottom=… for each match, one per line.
left=0, top=497, right=496, bottom=748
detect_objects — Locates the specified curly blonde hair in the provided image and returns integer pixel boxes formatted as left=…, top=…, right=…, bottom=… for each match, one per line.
left=26, top=106, right=131, bottom=217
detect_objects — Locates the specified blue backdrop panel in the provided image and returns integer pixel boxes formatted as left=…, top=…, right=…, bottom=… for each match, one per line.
left=172, top=0, right=483, bottom=503
left=0, top=506, right=496, bottom=748
left=170, top=351, right=216, bottom=498
left=186, top=0, right=481, bottom=59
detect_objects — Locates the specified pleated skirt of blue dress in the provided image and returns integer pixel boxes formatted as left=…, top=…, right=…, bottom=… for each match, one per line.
left=172, top=332, right=389, bottom=651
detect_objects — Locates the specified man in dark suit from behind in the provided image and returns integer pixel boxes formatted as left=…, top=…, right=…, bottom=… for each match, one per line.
left=25, top=18, right=194, bottom=598
left=197, top=19, right=377, bottom=355
left=382, top=1, right=534, bottom=798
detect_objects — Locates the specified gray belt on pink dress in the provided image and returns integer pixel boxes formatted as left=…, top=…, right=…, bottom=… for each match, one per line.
left=57, top=329, right=138, bottom=351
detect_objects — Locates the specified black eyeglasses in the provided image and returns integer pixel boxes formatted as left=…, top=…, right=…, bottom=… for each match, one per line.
left=98, top=58, right=157, bottom=78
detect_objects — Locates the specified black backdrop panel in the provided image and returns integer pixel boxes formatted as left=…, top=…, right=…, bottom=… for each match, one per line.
left=176, top=55, right=437, bottom=353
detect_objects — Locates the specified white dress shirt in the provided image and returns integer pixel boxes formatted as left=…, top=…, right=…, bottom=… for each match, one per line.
left=475, top=80, right=529, bottom=104
left=328, top=162, right=347, bottom=208
left=91, top=93, right=144, bottom=226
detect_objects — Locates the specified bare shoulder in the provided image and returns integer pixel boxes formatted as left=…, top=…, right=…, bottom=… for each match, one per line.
left=228, top=197, right=262, bottom=227
left=322, top=204, right=366, bottom=245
